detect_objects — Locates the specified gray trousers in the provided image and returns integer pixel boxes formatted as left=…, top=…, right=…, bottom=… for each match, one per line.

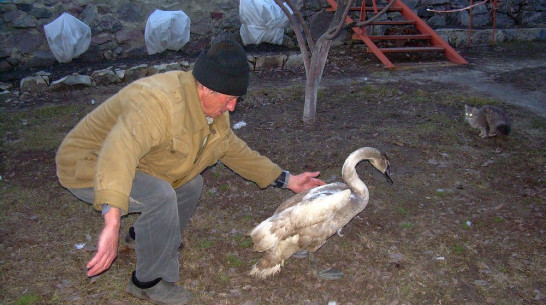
left=68, top=171, right=203, bottom=283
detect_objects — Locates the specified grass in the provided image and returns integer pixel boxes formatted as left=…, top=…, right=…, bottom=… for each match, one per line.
left=15, top=294, right=41, bottom=305
left=463, top=96, right=504, bottom=107
left=530, top=117, right=546, bottom=129
left=435, top=189, right=448, bottom=197
left=226, top=255, right=244, bottom=267
left=0, top=104, right=92, bottom=152
left=492, top=216, right=505, bottom=224
left=1, top=42, right=545, bottom=304
left=453, top=245, right=465, bottom=254
left=197, top=239, right=214, bottom=249
left=399, top=222, right=415, bottom=229
left=397, top=206, right=409, bottom=217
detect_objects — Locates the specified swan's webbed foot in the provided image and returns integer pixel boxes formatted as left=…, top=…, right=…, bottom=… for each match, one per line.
left=318, top=267, right=344, bottom=280
left=308, top=252, right=344, bottom=280
left=292, top=250, right=309, bottom=258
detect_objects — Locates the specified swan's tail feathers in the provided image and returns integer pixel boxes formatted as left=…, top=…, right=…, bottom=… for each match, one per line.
left=250, top=236, right=301, bottom=278
left=249, top=219, right=278, bottom=252
left=249, top=260, right=283, bottom=279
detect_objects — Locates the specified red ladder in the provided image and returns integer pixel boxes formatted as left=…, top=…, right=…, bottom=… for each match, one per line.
left=326, top=0, right=468, bottom=69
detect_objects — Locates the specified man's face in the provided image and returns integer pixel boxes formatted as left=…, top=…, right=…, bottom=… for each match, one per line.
left=200, top=90, right=239, bottom=118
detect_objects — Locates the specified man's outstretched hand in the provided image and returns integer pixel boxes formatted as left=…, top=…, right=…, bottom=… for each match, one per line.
left=287, top=171, right=326, bottom=193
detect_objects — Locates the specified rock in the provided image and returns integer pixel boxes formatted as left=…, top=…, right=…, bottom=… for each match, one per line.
left=114, top=69, right=125, bottom=80
left=0, top=60, right=12, bottom=72
left=148, top=62, right=184, bottom=75
left=12, top=12, right=37, bottom=28
left=0, top=0, right=545, bottom=75
left=124, top=64, right=148, bottom=82
left=117, top=2, right=144, bottom=22
left=427, top=14, right=446, bottom=28
left=3, top=10, right=24, bottom=23
left=0, top=49, right=10, bottom=59
left=521, top=10, right=546, bottom=27
left=94, top=14, right=123, bottom=33
left=79, top=5, right=98, bottom=26
left=35, top=71, right=51, bottom=77
left=16, top=3, right=33, bottom=12
left=49, top=74, right=93, bottom=91
left=19, top=92, right=33, bottom=100
left=495, top=12, right=515, bottom=28
left=17, top=30, right=45, bottom=54
left=91, top=69, right=120, bottom=86
left=23, top=50, right=56, bottom=69
left=29, top=6, right=51, bottom=19
left=285, top=53, right=304, bottom=69
left=91, top=32, right=114, bottom=45
left=254, top=54, right=287, bottom=71
left=437, top=29, right=468, bottom=47
left=20, top=75, right=49, bottom=93
left=281, top=34, right=297, bottom=48
left=115, top=29, right=144, bottom=44
left=0, top=82, right=13, bottom=90
left=103, top=50, right=116, bottom=60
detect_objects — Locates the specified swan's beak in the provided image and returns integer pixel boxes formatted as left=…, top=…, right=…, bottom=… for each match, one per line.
left=384, top=164, right=393, bottom=184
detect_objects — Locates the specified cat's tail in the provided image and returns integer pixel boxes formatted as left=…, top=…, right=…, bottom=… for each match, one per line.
left=496, top=123, right=511, bottom=136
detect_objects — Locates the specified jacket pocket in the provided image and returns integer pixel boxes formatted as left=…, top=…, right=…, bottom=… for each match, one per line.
left=74, top=153, right=97, bottom=180
left=171, top=137, right=190, bottom=158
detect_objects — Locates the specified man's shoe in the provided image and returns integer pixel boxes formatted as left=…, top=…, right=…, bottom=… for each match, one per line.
left=127, top=278, right=193, bottom=305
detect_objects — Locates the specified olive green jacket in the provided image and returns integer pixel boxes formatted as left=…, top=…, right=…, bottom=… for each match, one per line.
left=56, top=71, right=282, bottom=214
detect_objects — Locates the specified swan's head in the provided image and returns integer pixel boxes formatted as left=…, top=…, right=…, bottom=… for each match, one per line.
left=370, top=152, right=393, bottom=184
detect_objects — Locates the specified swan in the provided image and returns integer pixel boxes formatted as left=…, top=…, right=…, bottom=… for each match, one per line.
left=249, top=147, right=392, bottom=279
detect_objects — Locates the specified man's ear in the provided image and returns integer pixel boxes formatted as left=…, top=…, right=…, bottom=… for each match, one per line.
left=200, top=85, right=213, bottom=95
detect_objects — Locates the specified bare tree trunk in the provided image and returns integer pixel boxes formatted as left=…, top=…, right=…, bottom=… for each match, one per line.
left=301, top=0, right=350, bottom=126
left=303, top=37, right=332, bottom=125
left=274, top=0, right=390, bottom=126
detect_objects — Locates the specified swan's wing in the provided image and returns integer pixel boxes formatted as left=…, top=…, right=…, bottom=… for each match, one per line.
left=250, top=189, right=351, bottom=252
left=302, top=182, right=347, bottom=201
left=274, top=189, right=312, bottom=214
left=275, top=182, right=347, bottom=214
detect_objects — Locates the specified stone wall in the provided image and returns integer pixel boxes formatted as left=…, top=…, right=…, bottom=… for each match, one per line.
left=1, top=0, right=545, bottom=72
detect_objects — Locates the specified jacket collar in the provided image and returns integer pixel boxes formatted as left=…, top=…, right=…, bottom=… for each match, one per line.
left=173, top=72, right=231, bottom=138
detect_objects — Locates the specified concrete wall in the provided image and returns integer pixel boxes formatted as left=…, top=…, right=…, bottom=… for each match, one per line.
left=1, top=0, right=545, bottom=72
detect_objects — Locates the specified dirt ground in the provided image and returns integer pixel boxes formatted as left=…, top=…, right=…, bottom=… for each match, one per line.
left=0, top=40, right=545, bottom=305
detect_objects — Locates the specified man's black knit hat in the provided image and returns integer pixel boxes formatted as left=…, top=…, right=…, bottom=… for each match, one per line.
left=192, top=39, right=250, bottom=96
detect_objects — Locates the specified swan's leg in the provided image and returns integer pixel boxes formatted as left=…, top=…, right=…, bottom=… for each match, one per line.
left=307, top=252, right=344, bottom=280
left=292, top=250, right=309, bottom=258
left=308, top=252, right=319, bottom=277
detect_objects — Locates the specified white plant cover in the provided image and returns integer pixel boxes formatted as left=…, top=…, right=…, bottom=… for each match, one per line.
left=239, top=0, right=293, bottom=45
left=145, top=9, right=191, bottom=55
left=44, top=13, right=91, bottom=63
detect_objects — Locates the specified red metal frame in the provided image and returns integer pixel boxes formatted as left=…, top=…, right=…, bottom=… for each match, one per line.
left=326, top=0, right=396, bottom=68
left=325, top=0, right=469, bottom=69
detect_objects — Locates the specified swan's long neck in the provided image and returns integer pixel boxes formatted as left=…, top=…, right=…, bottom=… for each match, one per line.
left=341, top=147, right=382, bottom=201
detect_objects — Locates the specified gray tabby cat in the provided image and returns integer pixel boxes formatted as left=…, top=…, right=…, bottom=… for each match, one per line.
left=464, top=104, right=511, bottom=138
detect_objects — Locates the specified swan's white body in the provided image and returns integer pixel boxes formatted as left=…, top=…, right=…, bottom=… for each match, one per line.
left=249, top=147, right=390, bottom=279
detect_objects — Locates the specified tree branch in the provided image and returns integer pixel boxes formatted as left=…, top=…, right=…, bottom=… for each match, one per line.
left=324, top=0, right=354, bottom=40
left=284, top=0, right=315, bottom=50
left=274, top=0, right=311, bottom=72
left=348, top=0, right=397, bottom=28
